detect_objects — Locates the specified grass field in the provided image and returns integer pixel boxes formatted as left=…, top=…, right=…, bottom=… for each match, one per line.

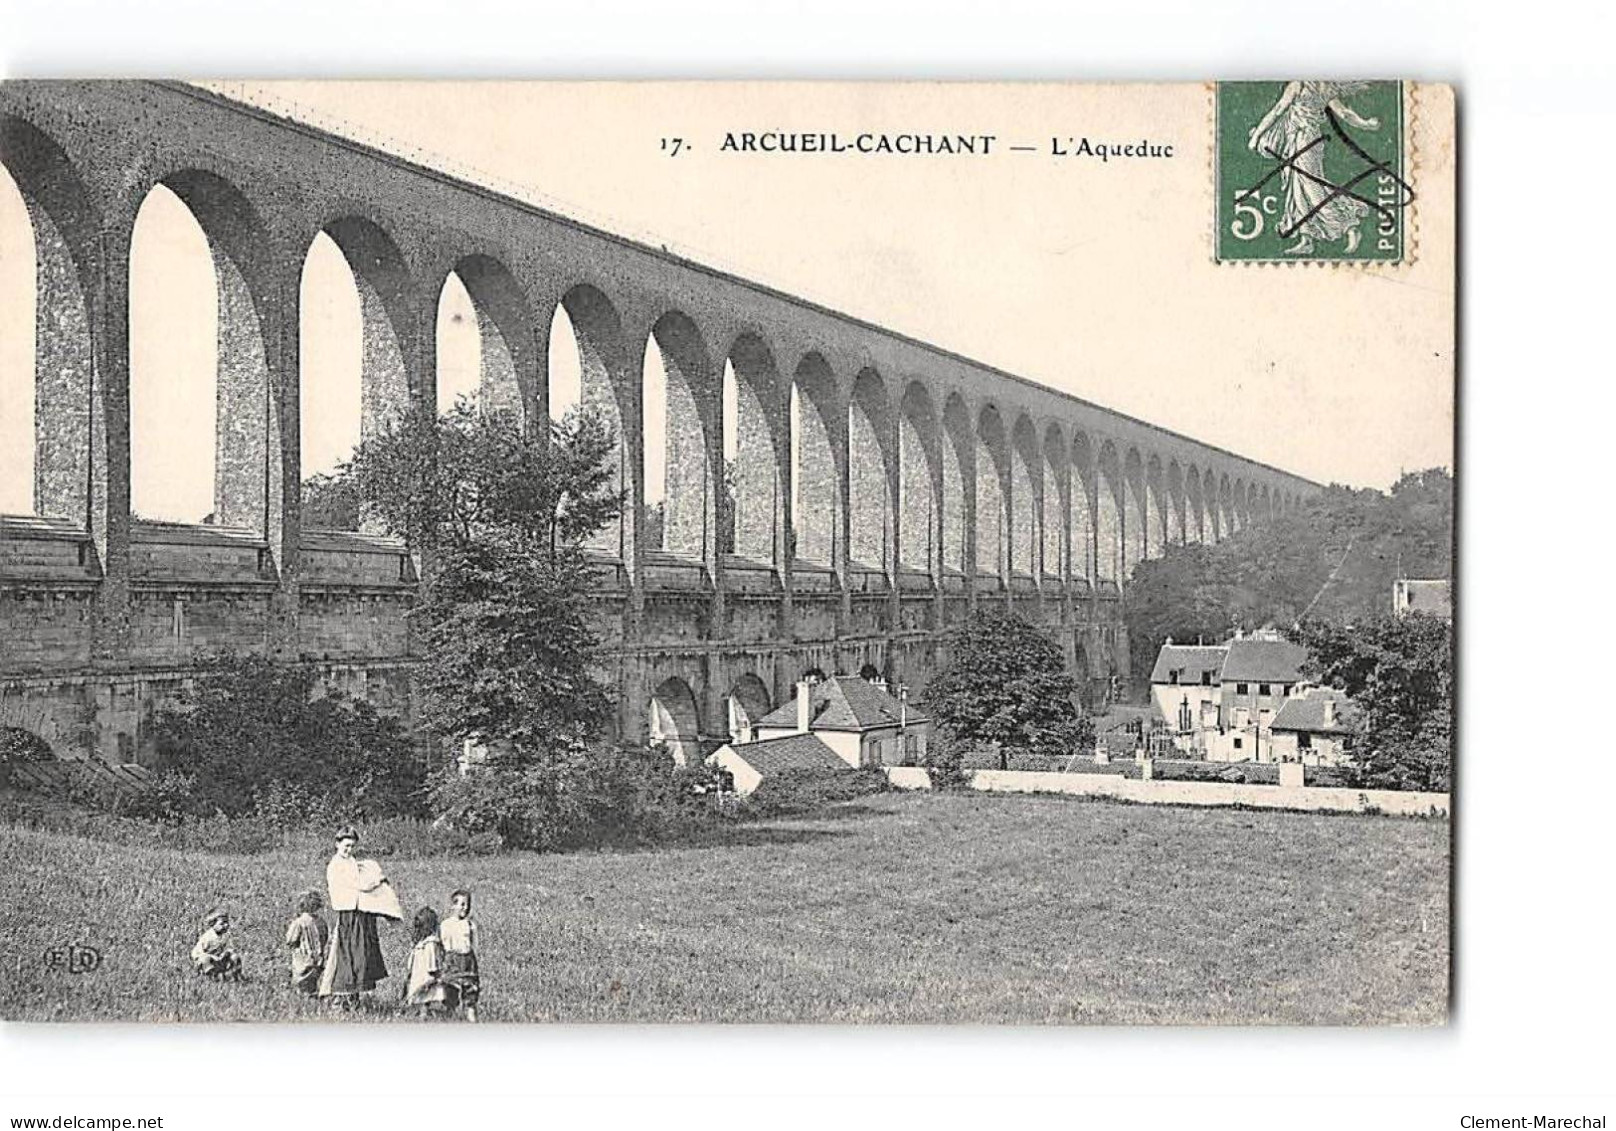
left=0, top=792, right=1449, bottom=1024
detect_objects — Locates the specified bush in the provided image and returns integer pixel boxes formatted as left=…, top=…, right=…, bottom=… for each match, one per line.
left=922, top=731, right=969, bottom=791
left=0, top=793, right=282, bottom=855
left=146, top=655, right=428, bottom=821
left=427, top=742, right=727, bottom=853
left=745, top=768, right=889, bottom=818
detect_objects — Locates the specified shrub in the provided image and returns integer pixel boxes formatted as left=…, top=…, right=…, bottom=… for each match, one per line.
left=146, top=655, right=429, bottom=821
left=922, top=731, right=969, bottom=791
left=745, top=767, right=889, bottom=818
left=427, top=741, right=727, bottom=852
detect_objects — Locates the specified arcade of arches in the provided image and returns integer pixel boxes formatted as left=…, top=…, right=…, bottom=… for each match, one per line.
left=0, top=82, right=1315, bottom=764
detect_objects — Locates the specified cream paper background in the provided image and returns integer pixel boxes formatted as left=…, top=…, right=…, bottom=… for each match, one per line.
left=0, top=82, right=1453, bottom=518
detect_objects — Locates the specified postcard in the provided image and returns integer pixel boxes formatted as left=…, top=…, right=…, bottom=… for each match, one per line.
left=0, top=80, right=1454, bottom=1023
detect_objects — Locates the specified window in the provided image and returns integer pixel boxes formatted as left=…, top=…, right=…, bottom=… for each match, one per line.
left=1202, top=671, right=1213, bottom=686
left=1169, top=670, right=1179, bottom=685
left=1282, top=684, right=1291, bottom=696
left=1233, top=737, right=1243, bottom=750
left=1298, top=733, right=1313, bottom=750
left=1236, top=683, right=1249, bottom=695
left=1259, top=683, right=1271, bottom=696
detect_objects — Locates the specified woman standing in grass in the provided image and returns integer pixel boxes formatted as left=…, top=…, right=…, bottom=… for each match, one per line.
left=317, top=826, right=402, bottom=1005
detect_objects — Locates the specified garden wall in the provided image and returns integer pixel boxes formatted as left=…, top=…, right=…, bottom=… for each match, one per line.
left=882, top=767, right=1448, bottom=817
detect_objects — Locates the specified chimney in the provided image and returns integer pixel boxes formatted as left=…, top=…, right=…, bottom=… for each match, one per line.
left=796, top=680, right=812, bottom=734
left=1323, top=698, right=1337, bottom=726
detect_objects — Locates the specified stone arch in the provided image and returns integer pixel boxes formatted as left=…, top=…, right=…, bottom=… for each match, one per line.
left=1166, top=460, right=1186, bottom=546
left=642, top=309, right=716, bottom=563
left=940, top=392, right=972, bottom=577
left=1042, top=424, right=1068, bottom=582
left=1009, top=413, right=1040, bottom=579
left=725, top=673, right=773, bottom=743
left=648, top=675, right=702, bottom=766
left=1185, top=465, right=1205, bottom=543
left=0, top=114, right=100, bottom=526
left=1230, top=477, right=1246, bottom=535
left=1070, top=430, right=1096, bottom=583
left=1096, top=440, right=1124, bottom=584
left=790, top=351, right=841, bottom=567
left=550, top=283, right=632, bottom=559
left=133, top=168, right=280, bottom=535
left=897, top=380, right=941, bottom=574
left=1123, top=446, right=1146, bottom=575
left=1146, top=454, right=1167, bottom=560
left=0, top=696, right=77, bottom=761
left=317, top=214, right=418, bottom=439
left=722, top=332, right=784, bottom=566
left=434, top=253, right=536, bottom=424
left=975, top=404, right=1010, bottom=580
left=848, top=367, right=894, bottom=572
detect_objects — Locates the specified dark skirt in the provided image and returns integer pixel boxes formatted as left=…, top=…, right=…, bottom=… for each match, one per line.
left=441, top=950, right=480, bottom=1004
left=321, top=910, right=387, bottom=995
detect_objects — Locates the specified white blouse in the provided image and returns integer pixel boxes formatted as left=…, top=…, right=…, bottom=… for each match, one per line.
left=326, top=855, right=385, bottom=911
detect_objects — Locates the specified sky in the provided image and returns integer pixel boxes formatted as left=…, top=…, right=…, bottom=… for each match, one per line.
left=0, top=81, right=1454, bottom=520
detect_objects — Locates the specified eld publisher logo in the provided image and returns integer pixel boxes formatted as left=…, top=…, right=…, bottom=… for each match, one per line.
left=41, top=943, right=102, bottom=974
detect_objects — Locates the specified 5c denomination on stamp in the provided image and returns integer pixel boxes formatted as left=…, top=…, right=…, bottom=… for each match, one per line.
left=1215, top=81, right=1412, bottom=264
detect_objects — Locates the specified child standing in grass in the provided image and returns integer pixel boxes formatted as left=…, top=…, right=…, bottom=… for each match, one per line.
left=284, top=890, right=329, bottom=995
left=403, top=906, right=451, bottom=1018
left=191, top=908, right=244, bottom=981
left=439, top=888, right=481, bottom=1022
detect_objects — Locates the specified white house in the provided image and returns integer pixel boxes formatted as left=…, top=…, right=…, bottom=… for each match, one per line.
left=1149, top=642, right=1227, bottom=752
left=1268, top=686, right=1358, bottom=766
left=1393, top=578, right=1452, bottom=621
left=708, top=676, right=933, bottom=795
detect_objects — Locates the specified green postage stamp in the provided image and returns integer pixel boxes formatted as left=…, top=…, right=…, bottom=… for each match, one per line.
left=1215, top=81, right=1411, bottom=263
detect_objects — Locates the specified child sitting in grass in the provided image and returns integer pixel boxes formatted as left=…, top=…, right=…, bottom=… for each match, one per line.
left=403, top=906, right=451, bottom=1018
left=191, top=908, right=244, bottom=981
left=284, top=890, right=329, bottom=995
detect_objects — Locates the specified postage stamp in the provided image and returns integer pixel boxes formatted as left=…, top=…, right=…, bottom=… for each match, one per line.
left=1215, top=81, right=1411, bottom=264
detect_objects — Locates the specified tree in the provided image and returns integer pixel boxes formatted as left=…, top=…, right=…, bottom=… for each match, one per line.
left=340, top=397, right=625, bottom=754
left=300, top=471, right=364, bottom=531
left=1125, top=468, right=1453, bottom=686
left=1289, top=615, right=1452, bottom=791
left=923, top=611, right=1090, bottom=768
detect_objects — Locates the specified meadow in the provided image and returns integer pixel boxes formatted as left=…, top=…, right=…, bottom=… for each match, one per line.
left=0, top=791, right=1449, bottom=1024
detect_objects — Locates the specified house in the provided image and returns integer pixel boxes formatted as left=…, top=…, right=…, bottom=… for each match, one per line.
left=1149, top=642, right=1227, bottom=749
left=753, top=676, right=931, bottom=768
left=1217, top=633, right=1306, bottom=732
left=1394, top=578, right=1452, bottom=621
left=1269, top=686, right=1358, bottom=766
left=707, top=731, right=851, bottom=796
left=709, top=675, right=933, bottom=795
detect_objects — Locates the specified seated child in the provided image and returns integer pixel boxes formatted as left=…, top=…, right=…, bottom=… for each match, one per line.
left=284, top=890, right=329, bottom=995
left=439, top=889, right=481, bottom=1022
left=191, top=908, right=244, bottom=981
left=403, top=906, right=452, bottom=1018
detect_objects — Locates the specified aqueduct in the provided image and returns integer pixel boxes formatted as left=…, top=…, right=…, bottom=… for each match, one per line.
left=0, top=81, right=1317, bottom=763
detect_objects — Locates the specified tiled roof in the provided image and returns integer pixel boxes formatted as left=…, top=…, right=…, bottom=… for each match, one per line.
left=1220, top=638, right=1308, bottom=684
left=1150, top=644, right=1227, bottom=685
left=1271, top=687, right=1359, bottom=734
left=723, top=733, right=847, bottom=774
left=755, top=676, right=928, bottom=733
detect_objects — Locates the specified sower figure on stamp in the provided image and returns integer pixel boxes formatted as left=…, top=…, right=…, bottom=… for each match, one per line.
left=1247, top=80, right=1380, bottom=255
